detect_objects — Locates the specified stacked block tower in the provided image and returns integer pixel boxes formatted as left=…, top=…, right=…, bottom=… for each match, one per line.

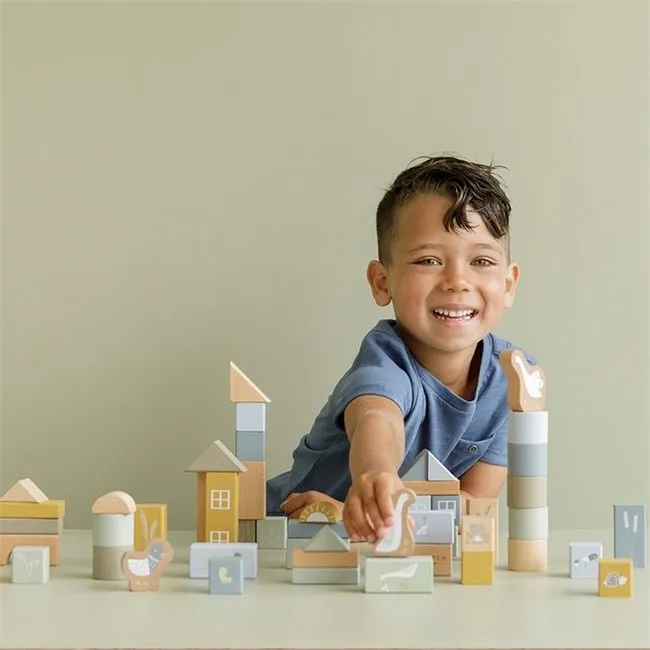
left=500, top=349, right=548, bottom=572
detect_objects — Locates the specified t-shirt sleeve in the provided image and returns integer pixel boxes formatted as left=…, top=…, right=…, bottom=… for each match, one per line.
left=479, top=415, right=508, bottom=466
left=329, top=331, right=414, bottom=430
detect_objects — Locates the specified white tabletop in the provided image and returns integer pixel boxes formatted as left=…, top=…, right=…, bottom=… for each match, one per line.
left=1, top=529, right=648, bottom=648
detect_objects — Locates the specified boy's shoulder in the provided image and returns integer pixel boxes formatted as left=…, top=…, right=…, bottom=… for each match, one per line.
left=487, top=332, right=538, bottom=366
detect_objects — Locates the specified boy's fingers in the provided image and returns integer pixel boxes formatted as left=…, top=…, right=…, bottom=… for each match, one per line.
left=375, top=486, right=395, bottom=526
left=363, top=496, right=386, bottom=540
left=342, top=507, right=362, bottom=543
left=280, top=492, right=306, bottom=513
left=345, top=497, right=375, bottom=543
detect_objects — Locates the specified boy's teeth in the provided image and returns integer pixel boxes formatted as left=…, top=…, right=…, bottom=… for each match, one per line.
left=433, top=308, right=475, bottom=317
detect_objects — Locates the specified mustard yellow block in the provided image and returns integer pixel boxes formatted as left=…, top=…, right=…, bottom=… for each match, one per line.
left=461, top=550, right=494, bottom=585
left=134, top=504, right=168, bottom=551
left=0, top=500, right=65, bottom=519
left=598, top=558, right=632, bottom=597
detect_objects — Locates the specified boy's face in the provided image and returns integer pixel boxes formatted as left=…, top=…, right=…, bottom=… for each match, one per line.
left=367, top=193, right=519, bottom=361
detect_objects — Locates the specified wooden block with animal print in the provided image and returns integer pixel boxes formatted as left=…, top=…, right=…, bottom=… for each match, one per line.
left=134, top=504, right=168, bottom=551
left=372, top=488, right=415, bottom=557
left=466, top=497, right=499, bottom=563
left=499, top=349, right=546, bottom=412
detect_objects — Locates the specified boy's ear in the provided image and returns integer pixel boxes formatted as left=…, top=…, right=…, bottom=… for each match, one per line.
left=367, top=260, right=392, bottom=307
left=503, top=261, right=520, bottom=308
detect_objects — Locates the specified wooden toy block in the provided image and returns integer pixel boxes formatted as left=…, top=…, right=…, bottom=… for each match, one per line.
left=507, top=476, right=547, bottom=509
left=454, top=525, right=461, bottom=558
left=93, top=546, right=132, bottom=579
left=412, top=543, right=452, bottom=576
left=461, top=515, right=495, bottom=552
left=0, top=517, right=63, bottom=535
left=256, top=516, right=287, bottom=549
left=287, top=520, right=348, bottom=539
left=292, top=549, right=359, bottom=568
left=92, top=491, right=136, bottom=515
left=286, top=537, right=310, bottom=568
left=11, top=545, right=50, bottom=584
left=134, top=504, right=167, bottom=552
left=570, top=541, right=603, bottom=579
left=598, top=558, right=633, bottom=597
left=304, top=525, right=349, bottom=552
left=461, top=550, right=494, bottom=585
left=614, top=504, right=646, bottom=568
left=411, top=510, right=454, bottom=544
left=507, top=443, right=548, bottom=477
left=1, top=478, right=48, bottom=503
left=292, top=566, right=360, bottom=585
left=229, top=361, right=271, bottom=403
left=508, top=538, right=547, bottom=571
left=401, top=449, right=457, bottom=482
left=0, top=500, right=65, bottom=520
left=235, top=431, right=265, bottom=462
left=235, top=402, right=266, bottom=432
left=238, top=461, right=266, bottom=520
left=1, top=534, right=60, bottom=566
left=365, top=556, right=433, bottom=593
left=299, top=500, right=342, bottom=523
left=430, top=495, right=462, bottom=526
left=238, top=519, right=257, bottom=543
left=508, top=506, right=548, bottom=540
left=467, top=497, right=499, bottom=563
left=499, top=349, right=546, bottom=412
left=190, top=541, right=258, bottom=578
left=507, top=410, right=549, bottom=444
left=409, top=495, right=432, bottom=512
left=402, top=480, right=460, bottom=496
left=122, top=538, right=174, bottom=592
left=186, top=440, right=248, bottom=473
left=373, top=488, right=415, bottom=557
left=209, top=556, right=244, bottom=594
left=93, top=513, right=135, bottom=548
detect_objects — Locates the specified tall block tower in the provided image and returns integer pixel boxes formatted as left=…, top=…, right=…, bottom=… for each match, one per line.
left=500, top=349, right=548, bottom=572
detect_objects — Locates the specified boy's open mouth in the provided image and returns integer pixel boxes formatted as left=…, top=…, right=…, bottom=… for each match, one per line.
left=431, top=308, right=478, bottom=321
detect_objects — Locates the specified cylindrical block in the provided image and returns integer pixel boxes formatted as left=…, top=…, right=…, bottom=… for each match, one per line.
left=508, top=538, right=548, bottom=572
left=508, top=506, right=548, bottom=540
left=507, top=476, right=547, bottom=509
left=508, top=443, right=547, bottom=477
left=508, top=411, right=548, bottom=444
left=93, top=545, right=131, bottom=580
left=93, top=513, right=134, bottom=547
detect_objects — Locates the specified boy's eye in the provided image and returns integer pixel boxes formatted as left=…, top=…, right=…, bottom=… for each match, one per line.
left=473, top=258, right=495, bottom=266
left=415, top=258, right=441, bottom=266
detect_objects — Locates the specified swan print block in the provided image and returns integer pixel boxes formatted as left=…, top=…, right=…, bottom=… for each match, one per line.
left=499, top=349, right=546, bottom=412
left=365, top=556, right=433, bottom=593
left=11, top=546, right=49, bottom=584
left=372, top=488, right=416, bottom=557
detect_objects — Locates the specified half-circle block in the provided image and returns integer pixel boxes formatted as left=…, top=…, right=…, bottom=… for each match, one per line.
left=92, top=491, right=137, bottom=514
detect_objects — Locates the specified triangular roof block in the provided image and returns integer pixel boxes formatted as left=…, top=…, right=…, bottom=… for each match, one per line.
left=305, top=525, right=350, bottom=552
left=0, top=478, right=48, bottom=503
left=401, top=449, right=456, bottom=482
left=229, top=362, right=271, bottom=403
left=185, top=440, right=247, bottom=473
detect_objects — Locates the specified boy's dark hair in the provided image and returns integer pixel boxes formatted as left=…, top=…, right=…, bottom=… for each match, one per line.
left=376, top=155, right=511, bottom=264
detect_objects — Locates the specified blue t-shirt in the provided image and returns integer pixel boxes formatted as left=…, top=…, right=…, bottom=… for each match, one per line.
left=266, top=319, right=536, bottom=514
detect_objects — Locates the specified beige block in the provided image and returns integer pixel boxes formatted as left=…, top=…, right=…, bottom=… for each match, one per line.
left=508, top=538, right=547, bottom=572
left=0, top=517, right=63, bottom=535
left=0, top=534, right=61, bottom=565
left=412, top=543, right=452, bottom=577
left=403, top=480, right=460, bottom=496
left=238, top=519, right=257, bottom=543
left=93, top=545, right=131, bottom=580
left=507, top=475, right=547, bottom=508
left=239, top=462, right=266, bottom=520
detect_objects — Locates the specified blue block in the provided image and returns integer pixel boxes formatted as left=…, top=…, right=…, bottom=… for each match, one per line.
left=209, top=556, right=244, bottom=594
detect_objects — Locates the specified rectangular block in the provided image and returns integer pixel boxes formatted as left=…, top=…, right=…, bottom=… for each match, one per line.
left=134, top=504, right=167, bottom=551
left=461, top=550, right=494, bottom=585
left=508, top=507, right=548, bottom=540
left=11, top=546, right=50, bottom=584
left=461, top=515, right=495, bottom=552
left=0, top=500, right=65, bottom=519
left=507, top=443, right=547, bottom=477
left=411, top=510, right=454, bottom=544
left=507, top=475, right=547, bottom=508
left=238, top=519, right=257, bottom=543
left=1, top=534, right=60, bottom=566
left=292, top=566, right=360, bottom=585
left=190, top=542, right=258, bottom=579
left=402, top=480, right=460, bottom=496
left=235, top=430, right=265, bottom=461
left=412, top=543, right=452, bottom=577
left=257, top=516, right=287, bottom=549
left=365, top=556, right=433, bottom=593
left=287, top=520, right=348, bottom=539
left=286, top=537, right=310, bottom=568
left=209, top=556, right=244, bottom=594
left=292, top=549, right=359, bottom=568
left=431, top=495, right=462, bottom=526
left=570, top=541, right=603, bottom=579
left=508, top=538, right=547, bottom=572
left=0, top=517, right=63, bottom=535
left=598, top=558, right=632, bottom=597
left=236, top=402, right=266, bottom=432
left=239, top=461, right=266, bottom=520
left=409, top=495, right=432, bottom=511
left=614, top=504, right=646, bottom=568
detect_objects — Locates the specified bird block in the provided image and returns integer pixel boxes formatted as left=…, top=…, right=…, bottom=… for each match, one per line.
left=122, top=537, right=174, bottom=592
left=372, top=488, right=415, bottom=557
left=365, top=556, right=433, bottom=593
left=499, top=349, right=546, bottom=411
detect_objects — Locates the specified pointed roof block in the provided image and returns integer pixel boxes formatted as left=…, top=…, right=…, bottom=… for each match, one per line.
left=305, top=525, right=350, bottom=552
left=0, top=478, right=48, bottom=503
left=229, top=361, right=271, bottom=403
left=401, top=449, right=456, bottom=482
left=185, top=440, right=247, bottom=473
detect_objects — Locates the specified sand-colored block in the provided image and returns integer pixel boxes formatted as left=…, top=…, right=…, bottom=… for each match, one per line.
left=499, top=348, right=547, bottom=412
left=229, top=361, right=271, bottom=403
left=0, top=534, right=61, bottom=566
left=238, top=519, right=257, bottom=543
left=93, top=545, right=131, bottom=580
left=403, top=480, right=460, bottom=496
left=292, top=548, right=359, bottom=568
left=0, top=500, right=65, bottom=520
left=507, top=475, right=547, bottom=509
left=412, top=543, right=452, bottom=577
left=134, top=504, right=168, bottom=551
left=461, top=549, right=494, bottom=584
left=598, top=558, right=633, bottom=597
left=0, top=517, right=63, bottom=535
left=238, top=461, right=266, bottom=520
left=508, top=538, right=547, bottom=572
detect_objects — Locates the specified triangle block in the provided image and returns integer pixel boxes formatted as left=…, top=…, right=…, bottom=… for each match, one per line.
left=185, top=440, right=247, bottom=473
left=0, top=478, right=48, bottom=503
left=230, top=362, right=271, bottom=403
left=401, top=449, right=456, bottom=482
left=305, top=525, right=350, bottom=552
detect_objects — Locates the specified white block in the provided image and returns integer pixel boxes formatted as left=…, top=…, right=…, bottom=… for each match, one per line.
left=236, top=403, right=266, bottom=432
left=507, top=411, right=549, bottom=444
left=11, top=546, right=50, bottom=584
left=92, top=513, right=134, bottom=547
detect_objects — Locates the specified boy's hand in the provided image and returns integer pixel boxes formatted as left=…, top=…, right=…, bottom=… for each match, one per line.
left=343, top=471, right=404, bottom=544
left=280, top=491, right=344, bottom=519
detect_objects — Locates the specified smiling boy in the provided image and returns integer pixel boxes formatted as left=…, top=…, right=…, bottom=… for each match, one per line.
left=266, top=155, right=535, bottom=544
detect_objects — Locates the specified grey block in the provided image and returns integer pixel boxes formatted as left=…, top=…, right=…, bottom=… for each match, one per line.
left=507, top=442, right=548, bottom=477
left=236, top=402, right=266, bottom=432
left=569, top=541, right=602, bottom=579
left=614, top=504, right=646, bottom=568
left=11, top=546, right=50, bottom=584
left=0, top=518, right=63, bottom=535
left=286, top=537, right=310, bottom=568
left=365, top=556, right=433, bottom=593
left=409, top=495, right=432, bottom=512
left=190, top=542, right=258, bottom=578
left=209, top=556, right=244, bottom=594
left=411, top=510, right=454, bottom=544
left=287, top=520, right=348, bottom=539
left=401, top=449, right=455, bottom=481
left=431, top=495, right=462, bottom=526
left=508, top=506, right=548, bottom=540
left=292, top=566, right=360, bottom=585
left=235, top=430, right=265, bottom=461
left=257, top=516, right=287, bottom=549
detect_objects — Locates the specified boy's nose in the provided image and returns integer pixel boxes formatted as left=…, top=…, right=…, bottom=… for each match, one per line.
left=440, top=266, right=470, bottom=292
